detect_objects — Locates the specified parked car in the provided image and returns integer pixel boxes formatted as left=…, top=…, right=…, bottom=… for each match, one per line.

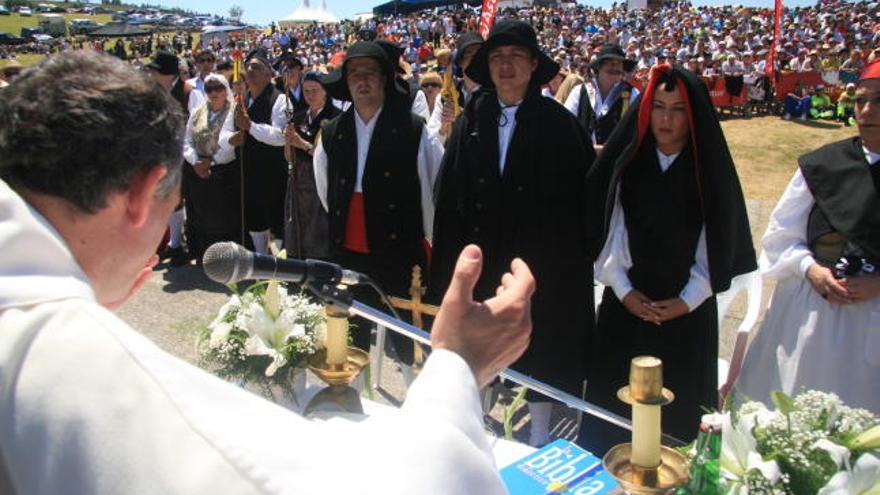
left=0, top=5, right=10, bottom=15
left=0, top=32, right=26, bottom=45
left=19, top=7, right=32, bottom=16
left=70, top=19, right=101, bottom=35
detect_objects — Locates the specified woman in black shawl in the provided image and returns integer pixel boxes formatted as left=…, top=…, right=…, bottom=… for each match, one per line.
left=580, top=64, right=756, bottom=451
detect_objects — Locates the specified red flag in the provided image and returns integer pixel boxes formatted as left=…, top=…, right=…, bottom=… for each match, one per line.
left=765, top=0, right=783, bottom=83
left=479, top=0, right=498, bottom=39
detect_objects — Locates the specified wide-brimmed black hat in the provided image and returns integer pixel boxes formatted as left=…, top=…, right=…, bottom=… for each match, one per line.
left=273, top=48, right=304, bottom=72
left=590, top=43, right=637, bottom=72
left=375, top=39, right=405, bottom=74
left=464, top=20, right=559, bottom=89
left=145, top=50, right=179, bottom=76
left=320, top=41, right=400, bottom=102
left=245, top=48, right=273, bottom=71
left=455, top=31, right=484, bottom=66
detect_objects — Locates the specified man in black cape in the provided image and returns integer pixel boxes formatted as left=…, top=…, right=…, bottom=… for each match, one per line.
left=581, top=64, right=756, bottom=451
left=429, top=20, right=596, bottom=447
left=315, top=42, right=444, bottom=371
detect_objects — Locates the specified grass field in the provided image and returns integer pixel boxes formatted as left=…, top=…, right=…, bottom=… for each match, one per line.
left=721, top=115, right=857, bottom=201
left=0, top=12, right=115, bottom=36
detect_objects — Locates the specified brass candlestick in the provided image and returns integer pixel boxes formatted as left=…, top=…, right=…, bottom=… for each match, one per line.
left=303, top=306, right=369, bottom=416
left=602, top=356, right=689, bottom=494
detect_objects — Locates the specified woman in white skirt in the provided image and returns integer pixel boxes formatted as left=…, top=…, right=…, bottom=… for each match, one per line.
left=735, top=61, right=880, bottom=413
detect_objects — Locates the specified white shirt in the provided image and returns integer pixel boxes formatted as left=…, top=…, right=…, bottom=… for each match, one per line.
left=313, top=106, right=445, bottom=242
left=219, top=90, right=290, bottom=149
left=563, top=80, right=640, bottom=144
left=0, top=179, right=506, bottom=495
left=498, top=100, right=520, bottom=175
left=594, top=149, right=712, bottom=311
left=761, top=146, right=880, bottom=279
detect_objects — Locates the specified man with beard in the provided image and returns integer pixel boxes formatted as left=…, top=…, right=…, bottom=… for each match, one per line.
left=430, top=20, right=596, bottom=447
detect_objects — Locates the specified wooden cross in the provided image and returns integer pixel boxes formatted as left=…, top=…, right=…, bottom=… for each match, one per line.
left=389, top=265, right=439, bottom=368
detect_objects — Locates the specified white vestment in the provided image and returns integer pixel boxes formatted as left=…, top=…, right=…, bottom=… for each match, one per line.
left=0, top=179, right=506, bottom=494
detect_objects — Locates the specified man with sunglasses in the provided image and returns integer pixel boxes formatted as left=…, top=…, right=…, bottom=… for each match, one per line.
left=564, top=43, right=640, bottom=151
left=188, top=50, right=216, bottom=94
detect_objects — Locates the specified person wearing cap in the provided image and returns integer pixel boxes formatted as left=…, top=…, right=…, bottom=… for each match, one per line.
left=430, top=20, right=596, bottom=447
left=837, top=82, right=858, bottom=126
left=584, top=64, right=756, bottom=450
left=563, top=43, right=640, bottom=151
left=147, top=50, right=206, bottom=266
left=282, top=71, right=341, bottom=259
left=314, top=41, right=444, bottom=370
left=454, top=31, right=484, bottom=107
left=809, top=84, right=834, bottom=119
left=223, top=48, right=289, bottom=255
left=735, top=61, right=880, bottom=415
left=273, top=49, right=308, bottom=114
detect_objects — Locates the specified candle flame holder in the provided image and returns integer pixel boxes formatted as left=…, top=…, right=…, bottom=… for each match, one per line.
left=303, top=346, right=369, bottom=416
left=601, top=356, right=689, bottom=494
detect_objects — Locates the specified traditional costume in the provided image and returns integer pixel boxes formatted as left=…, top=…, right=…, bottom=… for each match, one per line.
left=582, top=65, right=756, bottom=450
left=273, top=50, right=309, bottom=114
left=563, top=44, right=639, bottom=146
left=222, top=49, right=289, bottom=254
left=284, top=72, right=341, bottom=260
left=429, top=20, right=597, bottom=446
left=735, top=62, right=880, bottom=413
left=314, top=42, right=444, bottom=362
left=181, top=74, right=240, bottom=260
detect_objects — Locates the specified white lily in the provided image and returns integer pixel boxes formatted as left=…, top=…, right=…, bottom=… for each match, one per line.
left=720, top=411, right=782, bottom=489
left=818, top=453, right=880, bottom=495
left=814, top=438, right=851, bottom=471
left=207, top=295, right=241, bottom=348
left=239, top=301, right=305, bottom=377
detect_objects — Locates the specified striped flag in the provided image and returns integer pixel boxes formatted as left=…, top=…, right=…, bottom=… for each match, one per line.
left=479, top=0, right=499, bottom=39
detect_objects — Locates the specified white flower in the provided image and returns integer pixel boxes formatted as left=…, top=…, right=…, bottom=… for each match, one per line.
left=208, top=321, right=233, bottom=348
left=239, top=302, right=303, bottom=377
left=818, top=453, right=880, bottom=495
left=720, top=412, right=782, bottom=486
left=738, top=401, right=777, bottom=430
left=813, top=438, right=851, bottom=471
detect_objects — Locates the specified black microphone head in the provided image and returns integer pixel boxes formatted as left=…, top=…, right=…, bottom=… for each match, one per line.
left=202, top=242, right=251, bottom=284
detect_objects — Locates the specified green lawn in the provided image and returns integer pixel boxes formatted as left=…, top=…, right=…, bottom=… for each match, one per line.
left=0, top=12, right=115, bottom=36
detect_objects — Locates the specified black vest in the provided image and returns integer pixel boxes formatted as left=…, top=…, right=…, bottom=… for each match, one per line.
left=320, top=103, right=426, bottom=261
left=621, top=144, right=703, bottom=299
left=802, top=137, right=880, bottom=263
left=577, top=82, right=630, bottom=146
left=242, top=84, right=283, bottom=156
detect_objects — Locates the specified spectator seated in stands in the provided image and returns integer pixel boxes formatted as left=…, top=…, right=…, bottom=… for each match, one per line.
left=809, top=84, right=834, bottom=120
left=837, top=82, right=857, bottom=126
left=783, top=84, right=812, bottom=121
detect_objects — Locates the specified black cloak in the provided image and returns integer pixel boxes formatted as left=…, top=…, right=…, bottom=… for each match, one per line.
left=579, top=64, right=756, bottom=451
left=429, top=86, right=597, bottom=397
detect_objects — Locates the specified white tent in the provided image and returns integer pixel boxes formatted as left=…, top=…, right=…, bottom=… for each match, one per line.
left=279, top=0, right=340, bottom=26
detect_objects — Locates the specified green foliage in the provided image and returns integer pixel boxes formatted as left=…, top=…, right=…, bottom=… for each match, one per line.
left=503, top=387, right=527, bottom=441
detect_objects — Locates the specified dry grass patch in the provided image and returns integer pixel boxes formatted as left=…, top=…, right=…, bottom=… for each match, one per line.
left=721, top=115, right=857, bottom=202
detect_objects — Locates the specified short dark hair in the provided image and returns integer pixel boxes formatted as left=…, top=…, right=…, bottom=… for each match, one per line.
left=0, top=52, right=184, bottom=214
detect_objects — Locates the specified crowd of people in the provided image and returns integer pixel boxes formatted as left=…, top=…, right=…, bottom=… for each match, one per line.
left=0, top=2, right=878, bottom=490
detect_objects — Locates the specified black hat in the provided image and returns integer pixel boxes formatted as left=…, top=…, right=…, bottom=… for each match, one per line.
left=464, top=20, right=559, bottom=89
left=455, top=31, right=484, bottom=66
left=320, top=41, right=399, bottom=102
left=274, top=48, right=304, bottom=71
left=590, top=43, right=637, bottom=72
left=245, top=48, right=273, bottom=71
left=146, top=51, right=179, bottom=76
left=375, top=39, right=405, bottom=74
left=303, top=70, right=325, bottom=84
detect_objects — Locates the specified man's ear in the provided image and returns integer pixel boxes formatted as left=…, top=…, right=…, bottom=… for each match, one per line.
left=126, top=164, right=169, bottom=228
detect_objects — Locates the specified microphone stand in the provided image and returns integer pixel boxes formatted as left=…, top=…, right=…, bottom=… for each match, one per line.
left=303, top=281, right=685, bottom=447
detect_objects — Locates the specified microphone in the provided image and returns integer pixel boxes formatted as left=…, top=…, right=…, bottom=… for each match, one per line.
left=202, top=242, right=363, bottom=286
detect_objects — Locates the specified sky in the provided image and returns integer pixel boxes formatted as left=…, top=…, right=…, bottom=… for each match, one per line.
left=156, top=0, right=822, bottom=26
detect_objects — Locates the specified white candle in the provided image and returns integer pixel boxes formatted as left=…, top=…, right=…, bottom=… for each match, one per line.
left=631, top=402, right=662, bottom=468
left=325, top=312, right=348, bottom=367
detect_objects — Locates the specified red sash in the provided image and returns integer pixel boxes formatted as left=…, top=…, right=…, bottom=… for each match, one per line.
left=343, top=193, right=370, bottom=254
